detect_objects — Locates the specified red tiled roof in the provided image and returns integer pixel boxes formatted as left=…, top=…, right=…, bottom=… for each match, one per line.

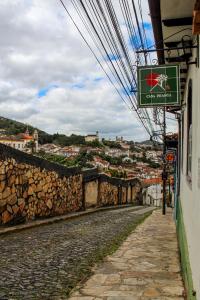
left=143, top=178, right=162, bottom=185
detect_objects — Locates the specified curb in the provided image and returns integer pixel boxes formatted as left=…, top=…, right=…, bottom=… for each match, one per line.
left=0, top=204, right=144, bottom=236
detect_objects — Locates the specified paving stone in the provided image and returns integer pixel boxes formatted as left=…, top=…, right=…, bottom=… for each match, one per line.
left=81, top=286, right=111, bottom=296
left=85, top=274, right=107, bottom=287
left=143, top=287, right=160, bottom=297
left=70, top=297, right=94, bottom=300
left=123, top=278, right=148, bottom=286
left=103, top=274, right=121, bottom=285
left=102, top=290, right=143, bottom=297
left=70, top=209, right=184, bottom=299
left=107, top=297, right=140, bottom=300
left=161, top=285, right=184, bottom=296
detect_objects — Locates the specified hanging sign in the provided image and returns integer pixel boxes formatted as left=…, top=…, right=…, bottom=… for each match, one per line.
left=137, top=64, right=180, bottom=107
left=165, top=151, right=176, bottom=163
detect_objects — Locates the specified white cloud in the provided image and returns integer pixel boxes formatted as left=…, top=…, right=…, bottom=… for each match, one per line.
left=0, top=0, right=166, bottom=141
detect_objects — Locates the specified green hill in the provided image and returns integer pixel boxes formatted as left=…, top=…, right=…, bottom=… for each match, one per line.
left=0, top=116, right=85, bottom=146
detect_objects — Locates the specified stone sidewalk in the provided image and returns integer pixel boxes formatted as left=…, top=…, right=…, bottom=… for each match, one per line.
left=69, top=209, right=185, bottom=300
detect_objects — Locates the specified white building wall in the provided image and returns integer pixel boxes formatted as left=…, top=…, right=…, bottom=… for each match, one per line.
left=143, top=184, right=162, bottom=207
left=180, top=46, right=200, bottom=299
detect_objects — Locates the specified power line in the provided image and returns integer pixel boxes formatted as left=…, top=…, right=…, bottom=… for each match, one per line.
left=59, top=0, right=157, bottom=137
left=59, top=0, right=132, bottom=111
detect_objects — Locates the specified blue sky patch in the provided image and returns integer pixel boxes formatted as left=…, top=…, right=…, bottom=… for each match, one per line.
left=107, top=54, right=120, bottom=61
left=37, top=84, right=58, bottom=98
left=128, top=22, right=154, bottom=48
left=143, top=22, right=152, bottom=31
left=71, top=82, right=85, bottom=89
left=94, top=77, right=103, bottom=82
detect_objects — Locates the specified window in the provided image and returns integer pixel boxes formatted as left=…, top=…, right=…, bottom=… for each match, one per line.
left=18, top=144, right=20, bottom=149
left=187, top=80, right=192, bottom=182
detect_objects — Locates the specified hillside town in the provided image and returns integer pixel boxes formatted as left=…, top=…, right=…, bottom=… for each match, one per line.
left=0, top=126, right=162, bottom=182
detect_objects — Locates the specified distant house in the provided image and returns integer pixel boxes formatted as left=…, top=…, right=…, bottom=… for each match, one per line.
left=0, top=128, right=39, bottom=152
left=0, top=129, right=6, bottom=135
left=116, top=136, right=123, bottom=143
left=132, top=152, right=143, bottom=158
left=142, top=184, right=162, bottom=207
left=39, top=143, right=60, bottom=153
left=122, top=156, right=133, bottom=163
left=56, top=146, right=80, bottom=157
left=85, top=131, right=99, bottom=142
left=91, top=156, right=109, bottom=170
left=105, top=147, right=129, bottom=157
left=84, top=147, right=103, bottom=154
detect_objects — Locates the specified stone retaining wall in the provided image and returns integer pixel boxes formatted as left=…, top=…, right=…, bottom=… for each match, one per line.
left=0, top=143, right=142, bottom=225
left=0, top=144, right=83, bottom=225
left=84, top=171, right=142, bottom=208
left=99, top=182, right=119, bottom=206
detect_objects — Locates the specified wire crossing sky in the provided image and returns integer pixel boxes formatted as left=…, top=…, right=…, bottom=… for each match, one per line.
left=59, top=0, right=163, bottom=138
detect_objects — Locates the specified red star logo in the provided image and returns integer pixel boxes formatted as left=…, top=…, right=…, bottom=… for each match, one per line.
left=145, top=73, right=159, bottom=87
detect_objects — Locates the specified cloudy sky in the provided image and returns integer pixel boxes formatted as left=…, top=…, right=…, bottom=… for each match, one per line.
left=0, top=0, right=177, bottom=141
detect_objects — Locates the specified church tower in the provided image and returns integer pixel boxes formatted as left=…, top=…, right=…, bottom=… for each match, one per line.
left=33, top=129, right=39, bottom=152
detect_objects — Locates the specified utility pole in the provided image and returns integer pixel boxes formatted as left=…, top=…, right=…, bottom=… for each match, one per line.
left=162, top=107, right=166, bottom=215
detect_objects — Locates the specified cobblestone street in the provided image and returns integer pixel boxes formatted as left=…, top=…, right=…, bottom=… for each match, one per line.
left=0, top=206, right=150, bottom=300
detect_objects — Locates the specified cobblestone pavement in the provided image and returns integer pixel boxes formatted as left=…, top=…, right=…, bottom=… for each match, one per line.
left=70, top=209, right=185, bottom=300
left=0, top=206, right=150, bottom=300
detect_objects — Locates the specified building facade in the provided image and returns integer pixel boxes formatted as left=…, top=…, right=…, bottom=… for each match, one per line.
left=149, top=0, right=200, bottom=298
left=0, top=129, right=39, bottom=153
left=85, top=131, right=99, bottom=142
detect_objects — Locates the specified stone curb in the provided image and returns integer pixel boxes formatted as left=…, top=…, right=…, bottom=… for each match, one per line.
left=0, top=204, right=144, bottom=236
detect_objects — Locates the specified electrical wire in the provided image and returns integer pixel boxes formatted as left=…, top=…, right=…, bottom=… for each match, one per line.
left=59, top=0, right=160, bottom=137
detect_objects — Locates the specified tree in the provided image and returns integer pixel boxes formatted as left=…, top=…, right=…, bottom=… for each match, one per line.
left=26, top=141, right=36, bottom=153
left=102, top=140, right=122, bottom=149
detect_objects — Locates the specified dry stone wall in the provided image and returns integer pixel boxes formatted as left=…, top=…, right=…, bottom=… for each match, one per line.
left=0, top=144, right=83, bottom=225
left=84, top=180, right=98, bottom=208
left=99, top=182, right=119, bottom=206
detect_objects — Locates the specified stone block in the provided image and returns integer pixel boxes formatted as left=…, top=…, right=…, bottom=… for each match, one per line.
left=36, top=184, right=42, bottom=192
left=28, top=186, right=34, bottom=195
left=0, top=166, right=5, bottom=175
left=0, top=198, right=7, bottom=207
left=0, top=174, right=6, bottom=181
left=12, top=204, right=20, bottom=214
left=26, top=170, right=32, bottom=178
left=2, top=210, right=12, bottom=224
left=11, top=185, right=16, bottom=194
left=18, top=198, right=25, bottom=206
left=7, top=204, right=13, bottom=214
left=29, top=178, right=34, bottom=184
left=2, top=187, right=11, bottom=199
left=46, top=199, right=53, bottom=209
left=23, top=191, right=28, bottom=198
left=0, top=181, right=5, bottom=193
left=7, top=194, right=17, bottom=205
left=8, top=175, right=15, bottom=186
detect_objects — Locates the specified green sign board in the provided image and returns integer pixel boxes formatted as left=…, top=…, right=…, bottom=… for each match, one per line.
left=137, top=64, right=180, bottom=107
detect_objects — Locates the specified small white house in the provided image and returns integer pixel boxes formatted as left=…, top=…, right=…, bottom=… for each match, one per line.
left=143, top=184, right=162, bottom=207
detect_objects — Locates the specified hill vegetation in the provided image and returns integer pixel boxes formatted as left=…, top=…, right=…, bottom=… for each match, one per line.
left=0, top=116, right=124, bottom=148
left=0, top=116, right=85, bottom=146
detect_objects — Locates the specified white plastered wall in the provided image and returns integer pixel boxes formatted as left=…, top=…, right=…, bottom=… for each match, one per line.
left=180, top=44, right=200, bottom=298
